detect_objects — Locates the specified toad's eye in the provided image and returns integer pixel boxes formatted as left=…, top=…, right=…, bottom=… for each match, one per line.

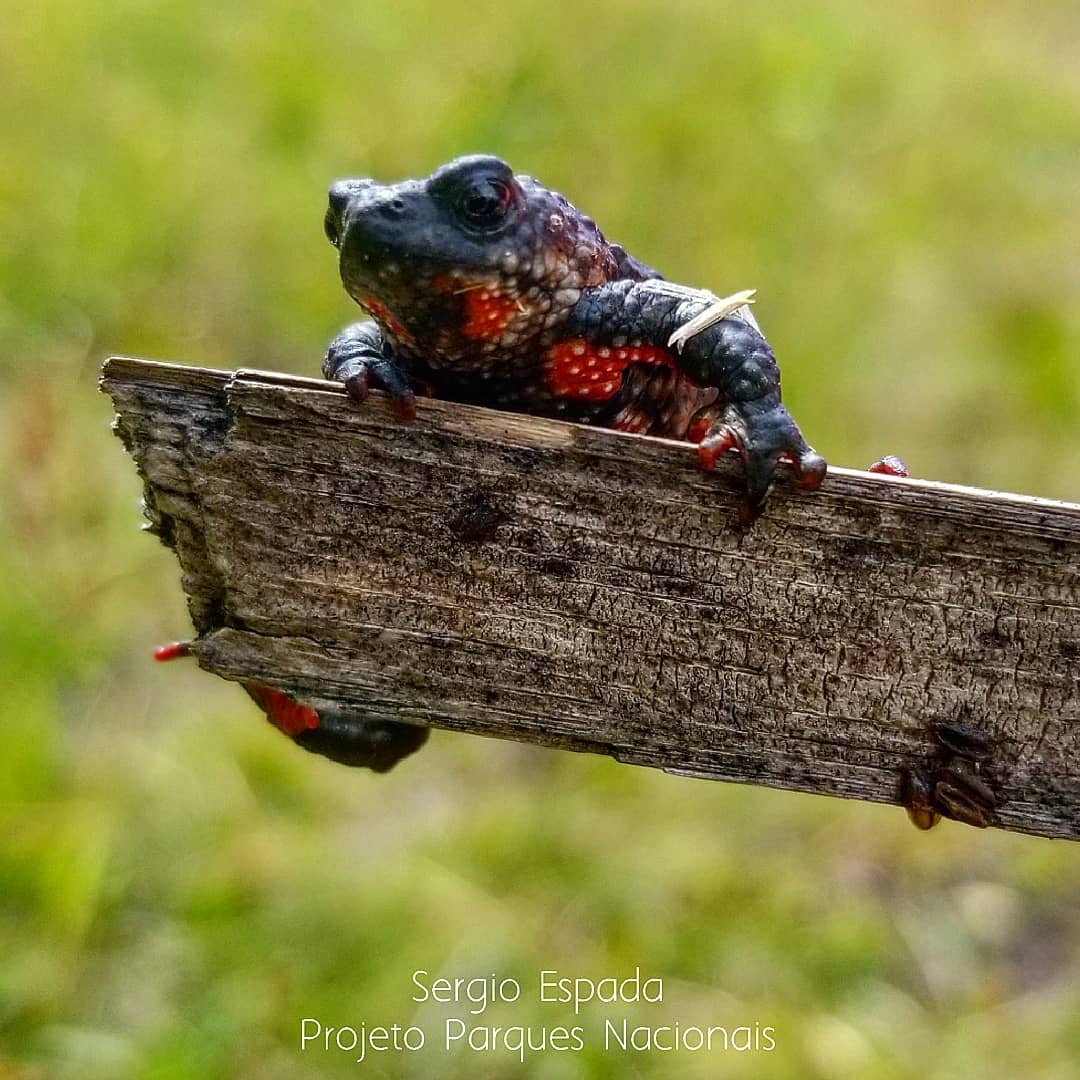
left=459, top=177, right=514, bottom=231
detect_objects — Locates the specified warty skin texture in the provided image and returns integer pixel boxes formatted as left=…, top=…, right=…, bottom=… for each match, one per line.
left=323, top=154, right=826, bottom=518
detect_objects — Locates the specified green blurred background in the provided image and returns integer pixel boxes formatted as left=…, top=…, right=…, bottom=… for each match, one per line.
left=2, top=0, right=1079, bottom=1076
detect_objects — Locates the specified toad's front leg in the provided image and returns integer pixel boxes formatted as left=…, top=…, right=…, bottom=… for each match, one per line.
left=569, top=281, right=826, bottom=523
left=324, top=320, right=419, bottom=419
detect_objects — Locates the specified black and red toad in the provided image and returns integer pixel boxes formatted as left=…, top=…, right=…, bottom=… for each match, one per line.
left=322, top=154, right=826, bottom=521
left=247, top=155, right=827, bottom=772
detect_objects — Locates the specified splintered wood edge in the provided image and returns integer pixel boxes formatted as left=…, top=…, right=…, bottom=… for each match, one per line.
left=100, top=356, right=1080, bottom=840
left=101, top=356, right=1080, bottom=520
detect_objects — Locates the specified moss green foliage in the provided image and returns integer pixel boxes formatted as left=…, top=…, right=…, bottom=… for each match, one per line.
left=2, top=1, right=1079, bottom=1076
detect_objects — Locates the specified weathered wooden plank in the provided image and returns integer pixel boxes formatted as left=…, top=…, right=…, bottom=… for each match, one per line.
left=101, top=356, right=1080, bottom=840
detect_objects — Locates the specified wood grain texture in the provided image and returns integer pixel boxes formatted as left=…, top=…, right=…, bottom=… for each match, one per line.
left=101, top=356, right=1080, bottom=840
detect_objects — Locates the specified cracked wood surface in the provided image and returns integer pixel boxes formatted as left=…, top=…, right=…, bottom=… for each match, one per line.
left=101, top=356, right=1080, bottom=840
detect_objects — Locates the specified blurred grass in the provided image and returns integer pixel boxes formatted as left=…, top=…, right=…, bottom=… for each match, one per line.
left=2, top=0, right=1079, bottom=1076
